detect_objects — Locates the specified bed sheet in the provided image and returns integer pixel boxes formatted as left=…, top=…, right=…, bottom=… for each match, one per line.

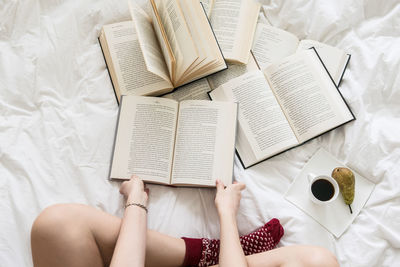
left=0, top=0, right=399, bottom=266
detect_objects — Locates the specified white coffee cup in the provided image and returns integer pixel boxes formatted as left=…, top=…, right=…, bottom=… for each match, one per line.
left=308, top=173, right=339, bottom=204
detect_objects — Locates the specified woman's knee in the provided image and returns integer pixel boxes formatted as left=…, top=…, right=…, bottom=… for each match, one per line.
left=304, top=246, right=339, bottom=267
left=31, top=203, right=89, bottom=246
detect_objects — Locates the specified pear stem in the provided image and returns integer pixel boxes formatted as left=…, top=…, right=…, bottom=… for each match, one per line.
left=348, top=205, right=353, bottom=214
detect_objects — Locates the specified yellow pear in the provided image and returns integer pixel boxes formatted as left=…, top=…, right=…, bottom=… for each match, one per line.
left=332, top=167, right=355, bottom=213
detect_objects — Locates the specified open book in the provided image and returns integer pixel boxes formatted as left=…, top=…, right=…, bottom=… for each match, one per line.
left=210, top=49, right=355, bottom=168
left=209, top=0, right=261, bottom=64
left=252, top=23, right=351, bottom=86
left=99, top=0, right=227, bottom=102
left=99, top=21, right=172, bottom=101
left=109, top=96, right=238, bottom=187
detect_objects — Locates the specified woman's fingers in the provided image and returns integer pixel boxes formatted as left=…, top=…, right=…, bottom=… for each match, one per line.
left=119, top=175, right=146, bottom=196
left=217, top=180, right=246, bottom=192
left=119, top=181, right=128, bottom=194
left=232, top=181, right=245, bottom=190
left=235, top=182, right=246, bottom=191
left=216, top=179, right=225, bottom=192
left=131, top=175, right=145, bottom=189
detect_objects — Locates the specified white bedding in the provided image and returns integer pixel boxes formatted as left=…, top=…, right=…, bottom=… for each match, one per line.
left=1, top=0, right=399, bottom=266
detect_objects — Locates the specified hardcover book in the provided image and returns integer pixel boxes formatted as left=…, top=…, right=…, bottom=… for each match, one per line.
left=210, top=49, right=355, bottom=168
left=109, top=96, right=238, bottom=187
left=99, top=0, right=227, bottom=102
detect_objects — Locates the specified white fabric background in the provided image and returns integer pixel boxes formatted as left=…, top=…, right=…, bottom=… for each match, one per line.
left=1, top=0, right=399, bottom=266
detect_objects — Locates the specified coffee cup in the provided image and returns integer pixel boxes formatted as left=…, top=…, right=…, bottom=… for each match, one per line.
left=308, top=173, right=339, bottom=204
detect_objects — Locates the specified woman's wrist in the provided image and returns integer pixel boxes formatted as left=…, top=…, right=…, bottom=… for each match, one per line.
left=125, top=202, right=148, bottom=213
left=218, top=210, right=236, bottom=222
left=127, top=194, right=147, bottom=206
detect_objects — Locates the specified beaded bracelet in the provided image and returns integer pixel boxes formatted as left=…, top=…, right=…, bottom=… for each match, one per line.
left=125, top=202, right=148, bottom=213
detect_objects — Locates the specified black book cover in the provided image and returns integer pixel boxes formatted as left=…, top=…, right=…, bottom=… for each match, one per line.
left=337, top=54, right=351, bottom=87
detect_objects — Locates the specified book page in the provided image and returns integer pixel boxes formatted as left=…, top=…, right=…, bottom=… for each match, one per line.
left=163, top=78, right=211, bottom=101
left=110, top=96, right=178, bottom=184
left=200, top=0, right=214, bottom=17
left=210, top=70, right=298, bottom=166
left=297, top=40, right=348, bottom=86
left=210, top=0, right=260, bottom=63
left=264, top=50, right=354, bottom=143
left=101, top=22, right=173, bottom=101
left=176, top=0, right=208, bottom=78
left=128, top=3, right=171, bottom=82
left=172, top=0, right=227, bottom=86
left=154, top=0, right=198, bottom=83
left=210, top=0, right=241, bottom=60
left=252, top=24, right=299, bottom=69
left=171, top=100, right=237, bottom=186
left=207, top=53, right=259, bottom=89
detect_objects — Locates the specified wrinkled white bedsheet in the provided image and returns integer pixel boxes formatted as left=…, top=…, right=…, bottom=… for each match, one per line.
left=1, top=0, right=399, bottom=266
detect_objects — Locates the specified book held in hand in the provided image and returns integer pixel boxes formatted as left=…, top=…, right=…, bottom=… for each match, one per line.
left=210, top=49, right=355, bottom=168
left=109, top=96, right=238, bottom=187
left=99, top=0, right=227, bottom=102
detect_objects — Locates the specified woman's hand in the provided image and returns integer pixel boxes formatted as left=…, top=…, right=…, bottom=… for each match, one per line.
left=215, top=179, right=246, bottom=219
left=119, top=175, right=149, bottom=206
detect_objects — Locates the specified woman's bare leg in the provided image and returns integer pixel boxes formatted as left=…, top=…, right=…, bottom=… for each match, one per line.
left=31, top=203, right=186, bottom=267
left=31, top=204, right=339, bottom=267
left=211, top=245, right=339, bottom=267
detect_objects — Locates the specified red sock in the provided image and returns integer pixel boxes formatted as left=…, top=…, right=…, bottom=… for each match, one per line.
left=181, top=218, right=284, bottom=267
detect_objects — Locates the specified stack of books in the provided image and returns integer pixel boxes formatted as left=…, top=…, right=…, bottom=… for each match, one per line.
left=101, top=0, right=355, bottom=187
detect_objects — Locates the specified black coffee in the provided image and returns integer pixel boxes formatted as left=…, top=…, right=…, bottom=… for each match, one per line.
left=311, top=179, right=335, bottom=201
